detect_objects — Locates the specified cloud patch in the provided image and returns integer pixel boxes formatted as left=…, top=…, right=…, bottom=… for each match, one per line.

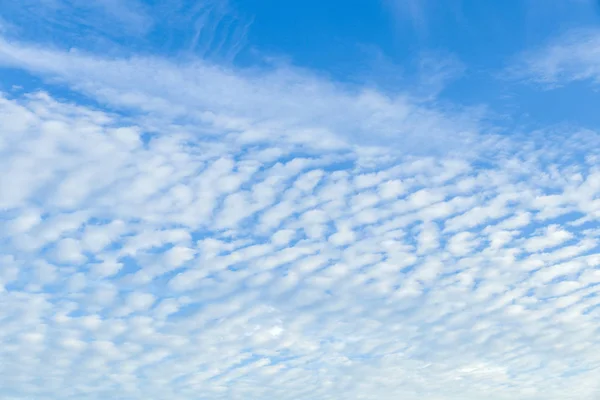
left=0, top=89, right=599, bottom=399
left=0, top=36, right=484, bottom=156
left=509, top=28, right=600, bottom=87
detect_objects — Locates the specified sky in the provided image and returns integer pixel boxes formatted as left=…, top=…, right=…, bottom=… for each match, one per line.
left=0, top=1, right=600, bottom=399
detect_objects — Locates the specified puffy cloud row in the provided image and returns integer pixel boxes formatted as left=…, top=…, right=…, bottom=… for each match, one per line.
left=1, top=91, right=599, bottom=399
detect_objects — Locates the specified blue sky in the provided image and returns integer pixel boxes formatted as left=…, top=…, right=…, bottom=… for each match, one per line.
left=1, top=1, right=600, bottom=399
left=3, top=0, right=600, bottom=129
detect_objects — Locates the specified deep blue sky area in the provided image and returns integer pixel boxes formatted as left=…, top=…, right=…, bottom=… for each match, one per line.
left=229, top=0, right=599, bottom=72
left=225, top=0, right=600, bottom=128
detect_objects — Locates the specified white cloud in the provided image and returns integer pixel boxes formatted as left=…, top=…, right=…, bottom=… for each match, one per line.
left=0, top=34, right=600, bottom=400
left=416, top=221, right=440, bottom=253
left=90, top=259, right=123, bottom=279
left=125, top=292, right=156, bottom=312
left=524, top=225, right=574, bottom=253
left=53, top=237, right=86, bottom=264
left=510, top=28, right=600, bottom=86
left=0, top=36, right=483, bottom=156
left=446, top=231, right=480, bottom=257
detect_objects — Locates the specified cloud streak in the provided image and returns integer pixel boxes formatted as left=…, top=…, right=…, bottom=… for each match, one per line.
left=0, top=0, right=251, bottom=61
left=509, top=28, right=600, bottom=86
left=0, top=36, right=485, bottom=156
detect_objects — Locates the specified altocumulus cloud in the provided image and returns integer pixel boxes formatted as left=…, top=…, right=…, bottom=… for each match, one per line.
left=1, top=25, right=600, bottom=400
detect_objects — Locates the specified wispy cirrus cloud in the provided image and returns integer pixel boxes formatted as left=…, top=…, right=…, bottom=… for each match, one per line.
left=0, top=0, right=153, bottom=41
left=0, top=0, right=251, bottom=61
left=0, top=36, right=485, bottom=156
left=509, top=28, right=600, bottom=87
left=383, top=0, right=430, bottom=36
